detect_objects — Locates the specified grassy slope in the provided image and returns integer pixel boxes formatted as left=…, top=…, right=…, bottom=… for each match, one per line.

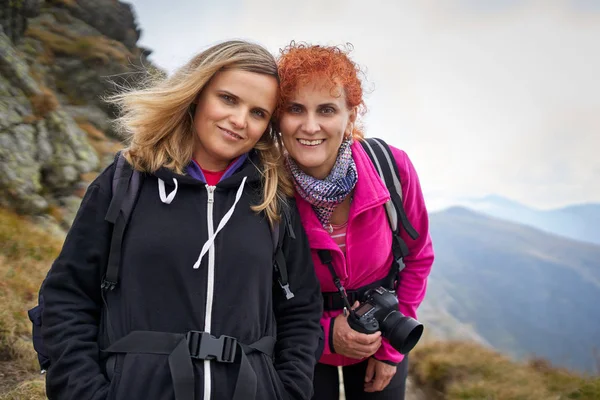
left=410, top=340, right=600, bottom=399
left=1, top=206, right=599, bottom=399
left=0, top=208, right=62, bottom=398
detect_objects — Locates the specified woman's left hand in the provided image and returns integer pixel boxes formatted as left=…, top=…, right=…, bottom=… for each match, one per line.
left=364, top=357, right=397, bottom=392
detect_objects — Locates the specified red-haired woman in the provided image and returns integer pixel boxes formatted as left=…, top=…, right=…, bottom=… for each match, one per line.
left=276, top=43, right=435, bottom=399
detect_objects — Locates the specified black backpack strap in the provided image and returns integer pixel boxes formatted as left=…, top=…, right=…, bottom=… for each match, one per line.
left=272, top=201, right=295, bottom=300
left=360, top=138, right=419, bottom=264
left=102, top=151, right=142, bottom=291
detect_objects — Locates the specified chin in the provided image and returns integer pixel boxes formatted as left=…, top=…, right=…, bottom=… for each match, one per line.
left=300, top=162, right=326, bottom=175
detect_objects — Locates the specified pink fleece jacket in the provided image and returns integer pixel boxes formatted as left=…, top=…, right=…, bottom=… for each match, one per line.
left=294, top=140, right=435, bottom=366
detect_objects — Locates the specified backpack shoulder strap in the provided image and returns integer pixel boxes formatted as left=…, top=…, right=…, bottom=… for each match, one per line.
left=102, top=151, right=142, bottom=290
left=359, top=138, right=419, bottom=262
left=271, top=200, right=295, bottom=300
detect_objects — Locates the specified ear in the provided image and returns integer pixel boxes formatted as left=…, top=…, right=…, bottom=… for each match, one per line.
left=346, top=107, right=358, bottom=136
left=349, top=107, right=358, bottom=123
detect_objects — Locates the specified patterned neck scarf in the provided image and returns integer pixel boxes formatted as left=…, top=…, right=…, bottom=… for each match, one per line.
left=287, top=138, right=358, bottom=228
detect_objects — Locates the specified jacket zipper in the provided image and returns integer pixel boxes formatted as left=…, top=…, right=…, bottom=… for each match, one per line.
left=203, top=185, right=216, bottom=399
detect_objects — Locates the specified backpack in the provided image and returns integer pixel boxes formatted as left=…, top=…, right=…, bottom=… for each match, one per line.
left=27, top=151, right=295, bottom=373
left=359, top=137, right=420, bottom=257
left=318, top=137, right=421, bottom=312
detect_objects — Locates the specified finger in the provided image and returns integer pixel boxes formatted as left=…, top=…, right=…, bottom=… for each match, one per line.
left=364, top=360, right=375, bottom=383
left=380, top=373, right=393, bottom=391
left=350, top=301, right=360, bottom=310
left=352, top=331, right=382, bottom=345
left=349, top=341, right=381, bottom=357
left=372, top=373, right=387, bottom=392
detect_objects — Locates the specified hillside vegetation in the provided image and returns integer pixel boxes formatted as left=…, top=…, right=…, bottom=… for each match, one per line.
left=424, top=207, right=600, bottom=373
left=409, top=340, right=600, bottom=399
left=0, top=208, right=60, bottom=398
left=1, top=206, right=599, bottom=399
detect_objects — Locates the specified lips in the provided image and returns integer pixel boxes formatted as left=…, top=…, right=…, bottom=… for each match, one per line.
left=298, top=138, right=324, bottom=146
left=218, top=126, right=243, bottom=140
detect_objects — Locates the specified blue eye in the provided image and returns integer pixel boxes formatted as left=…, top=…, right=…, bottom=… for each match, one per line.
left=320, top=107, right=335, bottom=114
left=251, top=109, right=266, bottom=119
left=220, top=94, right=235, bottom=103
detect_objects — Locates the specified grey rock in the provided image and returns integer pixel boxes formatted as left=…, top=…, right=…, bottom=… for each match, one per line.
left=0, top=126, right=48, bottom=214
left=57, top=195, right=83, bottom=227
left=0, top=0, right=43, bottom=43
left=31, top=214, right=68, bottom=239
left=0, top=0, right=161, bottom=227
left=0, top=30, right=41, bottom=96
left=35, top=119, right=53, bottom=164
left=63, top=104, right=120, bottom=139
left=65, top=0, right=140, bottom=50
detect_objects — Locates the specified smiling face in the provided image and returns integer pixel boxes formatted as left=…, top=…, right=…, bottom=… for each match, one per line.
left=279, top=79, right=357, bottom=179
left=193, top=69, right=278, bottom=171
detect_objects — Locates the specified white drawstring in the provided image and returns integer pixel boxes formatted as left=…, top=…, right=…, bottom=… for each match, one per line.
left=193, top=176, right=247, bottom=269
left=158, top=178, right=178, bottom=204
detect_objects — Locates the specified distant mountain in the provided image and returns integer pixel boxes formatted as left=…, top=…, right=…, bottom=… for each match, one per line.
left=419, top=206, right=600, bottom=373
left=454, top=195, right=600, bottom=245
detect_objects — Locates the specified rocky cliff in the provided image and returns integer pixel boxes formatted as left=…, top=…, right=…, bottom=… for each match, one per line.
left=0, top=0, right=162, bottom=230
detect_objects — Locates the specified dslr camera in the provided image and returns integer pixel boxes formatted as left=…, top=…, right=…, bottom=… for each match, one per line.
left=347, top=287, right=424, bottom=354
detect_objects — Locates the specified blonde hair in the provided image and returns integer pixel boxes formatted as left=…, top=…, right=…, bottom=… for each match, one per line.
left=107, top=40, right=293, bottom=225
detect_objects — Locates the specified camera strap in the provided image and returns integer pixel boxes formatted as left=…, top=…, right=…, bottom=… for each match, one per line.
left=317, top=250, right=355, bottom=313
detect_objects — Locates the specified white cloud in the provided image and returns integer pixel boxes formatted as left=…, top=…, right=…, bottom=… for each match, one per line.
left=128, top=0, right=600, bottom=209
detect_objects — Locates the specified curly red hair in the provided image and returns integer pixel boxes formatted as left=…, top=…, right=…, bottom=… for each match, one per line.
left=276, top=42, right=367, bottom=140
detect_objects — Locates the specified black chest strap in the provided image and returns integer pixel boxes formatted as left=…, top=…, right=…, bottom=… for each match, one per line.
left=318, top=249, right=401, bottom=311
left=103, top=330, right=275, bottom=400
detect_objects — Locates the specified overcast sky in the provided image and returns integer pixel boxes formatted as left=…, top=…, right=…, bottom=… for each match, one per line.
left=125, top=0, right=600, bottom=211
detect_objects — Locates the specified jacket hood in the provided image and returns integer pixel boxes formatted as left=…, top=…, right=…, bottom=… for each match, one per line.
left=152, top=150, right=264, bottom=189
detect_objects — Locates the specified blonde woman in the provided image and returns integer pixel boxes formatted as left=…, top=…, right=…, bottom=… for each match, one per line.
left=40, top=40, right=323, bottom=400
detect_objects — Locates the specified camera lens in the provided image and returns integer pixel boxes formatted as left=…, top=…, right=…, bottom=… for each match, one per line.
left=380, top=311, right=424, bottom=354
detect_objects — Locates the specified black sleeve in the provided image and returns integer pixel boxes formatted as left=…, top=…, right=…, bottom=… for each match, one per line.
left=42, top=181, right=113, bottom=400
left=273, top=202, right=324, bottom=400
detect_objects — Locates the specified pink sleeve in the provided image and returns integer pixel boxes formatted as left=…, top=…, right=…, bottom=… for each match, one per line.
left=320, top=316, right=335, bottom=356
left=374, top=147, right=435, bottom=365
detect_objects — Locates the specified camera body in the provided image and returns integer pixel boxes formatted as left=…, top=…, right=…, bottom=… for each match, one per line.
left=347, top=286, right=424, bottom=355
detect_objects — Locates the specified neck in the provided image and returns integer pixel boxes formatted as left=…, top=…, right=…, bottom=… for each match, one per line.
left=300, top=162, right=335, bottom=181
left=328, top=192, right=352, bottom=226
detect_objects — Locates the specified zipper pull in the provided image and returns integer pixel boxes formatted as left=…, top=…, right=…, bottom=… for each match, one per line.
left=206, top=185, right=215, bottom=203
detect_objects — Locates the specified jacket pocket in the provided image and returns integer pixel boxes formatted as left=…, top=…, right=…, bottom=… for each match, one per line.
left=105, top=354, right=125, bottom=400
left=112, top=354, right=174, bottom=400
left=263, top=354, right=286, bottom=400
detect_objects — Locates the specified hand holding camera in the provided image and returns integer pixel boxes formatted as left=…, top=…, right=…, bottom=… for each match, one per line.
left=347, top=287, right=423, bottom=355
left=332, top=301, right=382, bottom=359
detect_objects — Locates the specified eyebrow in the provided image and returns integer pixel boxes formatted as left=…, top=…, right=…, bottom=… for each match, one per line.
left=317, top=103, right=338, bottom=109
left=218, top=90, right=272, bottom=116
left=287, top=101, right=339, bottom=108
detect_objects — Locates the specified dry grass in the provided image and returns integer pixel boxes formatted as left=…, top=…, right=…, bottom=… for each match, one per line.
left=25, top=23, right=133, bottom=66
left=409, top=340, right=600, bottom=399
left=1, top=207, right=599, bottom=399
left=47, top=0, right=78, bottom=7
left=77, top=122, right=107, bottom=141
left=0, top=377, right=46, bottom=400
left=29, top=87, right=59, bottom=118
left=80, top=172, right=99, bottom=184
left=77, top=121, right=123, bottom=161
left=0, top=208, right=62, bottom=397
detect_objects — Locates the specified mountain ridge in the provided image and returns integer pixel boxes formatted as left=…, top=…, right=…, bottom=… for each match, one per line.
left=420, top=205, right=600, bottom=373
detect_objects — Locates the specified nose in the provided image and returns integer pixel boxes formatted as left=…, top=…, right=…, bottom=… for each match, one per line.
left=229, top=108, right=248, bottom=130
left=300, top=113, right=320, bottom=135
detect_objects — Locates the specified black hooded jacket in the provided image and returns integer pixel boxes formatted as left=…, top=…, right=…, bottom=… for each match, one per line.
left=41, top=153, right=323, bottom=400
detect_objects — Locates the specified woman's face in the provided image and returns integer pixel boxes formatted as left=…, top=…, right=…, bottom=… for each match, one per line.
left=193, top=69, right=278, bottom=171
left=279, top=79, right=356, bottom=179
